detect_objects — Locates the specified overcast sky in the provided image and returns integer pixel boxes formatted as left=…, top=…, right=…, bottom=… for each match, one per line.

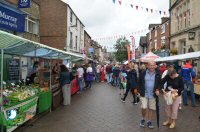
left=61, top=0, right=169, bottom=51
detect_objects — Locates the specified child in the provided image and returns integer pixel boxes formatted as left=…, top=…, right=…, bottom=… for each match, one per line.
left=119, top=72, right=127, bottom=96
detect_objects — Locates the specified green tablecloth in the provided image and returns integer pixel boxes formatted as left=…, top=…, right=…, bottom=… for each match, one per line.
left=38, top=91, right=52, bottom=113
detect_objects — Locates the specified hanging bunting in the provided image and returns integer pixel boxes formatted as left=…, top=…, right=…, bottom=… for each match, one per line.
left=159, top=11, right=162, bottom=15
left=113, top=0, right=116, bottom=4
left=184, top=11, right=186, bottom=17
left=151, top=9, right=153, bottom=13
left=164, top=11, right=166, bottom=15
left=136, top=6, right=138, bottom=10
left=118, top=0, right=122, bottom=5
left=141, top=7, right=144, bottom=11
left=131, top=4, right=133, bottom=8
left=146, top=8, right=149, bottom=12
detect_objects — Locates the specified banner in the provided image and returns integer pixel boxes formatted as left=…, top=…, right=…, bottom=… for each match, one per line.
left=0, top=5, right=25, bottom=32
left=127, top=44, right=131, bottom=64
left=18, top=0, right=32, bottom=8
left=130, top=36, right=135, bottom=60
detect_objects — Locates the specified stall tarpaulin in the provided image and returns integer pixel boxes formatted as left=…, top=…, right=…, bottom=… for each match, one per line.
left=140, top=52, right=160, bottom=62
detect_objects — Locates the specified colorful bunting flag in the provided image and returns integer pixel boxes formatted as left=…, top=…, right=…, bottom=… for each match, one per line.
left=136, top=6, right=138, bottom=10
left=113, top=0, right=116, bottom=4
left=159, top=11, right=162, bottom=15
left=151, top=9, right=153, bottom=13
left=119, top=0, right=122, bottom=5
left=146, top=8, right=149, bottom=12
left=131, top=4, right=133, bottom=8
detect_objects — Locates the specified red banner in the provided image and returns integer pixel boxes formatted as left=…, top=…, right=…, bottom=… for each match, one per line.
left=127, top=44, right=131, bottom=64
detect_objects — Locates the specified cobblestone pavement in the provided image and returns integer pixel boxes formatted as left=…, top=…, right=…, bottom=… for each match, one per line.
left=20, top=82, right=200, bottom=132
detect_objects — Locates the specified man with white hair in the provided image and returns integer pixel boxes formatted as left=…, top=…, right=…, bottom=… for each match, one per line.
left=138, top=61, right=161, bottom=129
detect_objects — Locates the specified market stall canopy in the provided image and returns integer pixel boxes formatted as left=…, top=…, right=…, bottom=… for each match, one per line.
left=155, top=51, right=200, bottom=62
left=140, top=52, right=160, bottom=62
left=0, top=30, right=84, bottom=60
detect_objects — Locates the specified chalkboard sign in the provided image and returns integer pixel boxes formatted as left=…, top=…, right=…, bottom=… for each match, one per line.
left=8, top=59, right=20, bottom=81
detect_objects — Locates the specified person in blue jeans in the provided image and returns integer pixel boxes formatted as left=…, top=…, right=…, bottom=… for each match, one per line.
left=77, top=64, right=84, bottom=93
left=181, top=60, right=196, bottom=107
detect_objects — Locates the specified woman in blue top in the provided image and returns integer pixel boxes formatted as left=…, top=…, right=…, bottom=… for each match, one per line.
left=60, top=65, right=72, bottom=106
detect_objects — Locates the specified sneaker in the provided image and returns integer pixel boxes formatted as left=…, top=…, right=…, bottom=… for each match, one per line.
left=147, top=121, right=154, bottom=129
left=140, top=119, right=145, bottom=127
left=121, top=98, right=125, bottom=103
left=169, top=122, right=176, bottom=129
left=163, top=121, right=170, bottom=126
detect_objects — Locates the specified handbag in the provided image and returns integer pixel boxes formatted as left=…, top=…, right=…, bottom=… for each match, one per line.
left=165, top=91, right=173, bottom=105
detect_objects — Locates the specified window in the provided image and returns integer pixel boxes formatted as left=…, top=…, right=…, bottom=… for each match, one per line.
left=70, top=11, right=73, bottom=23
left=150, top=41, right=152, bottom=49
left=155, top=30, right=157, bottom=37
left=75, top=36, right=78, bottom=50
left=161, top=24, right=166, bottom=34
left=161, top=36, right=166, bottom=46
left=187, top=0, right=190, bottom=27
left=70, top=32, right=73, bottom=49
left=182, top=41, right=186, bottom=54
left=155, top=40, right=157, bottom=50
left=26, top=17, right=39, bottom=34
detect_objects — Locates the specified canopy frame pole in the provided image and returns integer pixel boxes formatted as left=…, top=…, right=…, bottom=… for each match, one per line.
left=49, top=59, right=52, bottom=113
left=1, top=49, right=4, bottom=132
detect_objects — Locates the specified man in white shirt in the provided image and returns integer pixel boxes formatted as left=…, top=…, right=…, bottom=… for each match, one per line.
left=77, top=64, right=84, bottom=93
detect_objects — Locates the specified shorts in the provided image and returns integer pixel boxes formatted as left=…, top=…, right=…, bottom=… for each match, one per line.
left=140, top=97, right=156, bottom=110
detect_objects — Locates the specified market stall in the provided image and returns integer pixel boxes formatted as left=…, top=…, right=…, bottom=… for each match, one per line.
left=0, top=30, right=84, bottom=131
left=140, top=52, right=160, bottom=62
left=155, top=51, right=200, bottom=95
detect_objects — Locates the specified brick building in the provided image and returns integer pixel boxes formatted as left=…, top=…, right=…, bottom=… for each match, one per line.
left=38, top=0, right=84, bottom=54
left=146, top=17, right=170, bottom=57
left=84, top=30, right=92, bottom=56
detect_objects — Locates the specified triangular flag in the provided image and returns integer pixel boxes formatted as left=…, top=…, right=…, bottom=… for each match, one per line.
left=151, top=9, right=153, bottom=13
left=141, top=7, right=144, bottom=10
left=146, top=8, right=149, bottom=12
left=136, top=6, right=138, bottom=10
left=159, top=11, right=162, bottom=15
left=164, top=11, right=166, bottom=15
left=131, top=4, right=133, bottom=8
left=119, top=0, right=122, bottom=5
left=113, top=0, right=116, bottom=4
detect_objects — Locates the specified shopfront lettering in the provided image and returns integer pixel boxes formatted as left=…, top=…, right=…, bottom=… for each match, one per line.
left=0, top=11, right=17, bottom=23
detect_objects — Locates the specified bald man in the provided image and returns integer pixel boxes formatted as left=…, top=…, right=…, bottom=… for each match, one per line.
left=138, top=61, right=161, bottom=129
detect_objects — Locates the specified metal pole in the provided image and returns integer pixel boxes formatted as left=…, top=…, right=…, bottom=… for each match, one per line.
left=49, top=59, right=52, bottom=112
left=1, top=49, right=4, bottom=132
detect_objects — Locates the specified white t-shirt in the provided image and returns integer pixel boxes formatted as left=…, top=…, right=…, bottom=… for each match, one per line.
left=96, top=65, right=101, bottom=73
left=87, top=67, right=93, bottom=73
left=77, top=67, right=84, bottom=78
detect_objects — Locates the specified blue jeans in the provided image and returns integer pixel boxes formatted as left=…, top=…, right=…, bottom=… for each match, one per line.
left=183, top=80, right=196, bottom=106
left=87, top=81, right=92, bottom=88
left=78, top=77, right=84, bottom=92
left=109, top=73, right=113, bottom=83
left=96, top=73, right=101, bottom=82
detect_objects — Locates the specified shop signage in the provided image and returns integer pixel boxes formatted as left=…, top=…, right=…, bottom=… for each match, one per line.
left=18, top=0, right=32, bottom=8
left=0, top=6, right=25, bottom=32
left=7, top=59, right=20, bottom=81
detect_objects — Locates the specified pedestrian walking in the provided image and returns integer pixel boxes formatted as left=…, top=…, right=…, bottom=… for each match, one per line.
left=106, top=64, right=113, bottom=83
left=59, top=65, right=72, bottom=106
left=161, top=68, right=184, bottom=129
left=96, top=64, right=101, bottom=82
left=139, top=61, right=161, bottom=129
left=181, top=60, right=196, bottom=107
left=86, top=64, right=94, bottom=89
left=77, top=64, right=84, bottom=93
left=112, top=64, right=120, bottom=86
left=101, top=65, right=106, bottom=82
left=121, top=63, right=138, bottom=103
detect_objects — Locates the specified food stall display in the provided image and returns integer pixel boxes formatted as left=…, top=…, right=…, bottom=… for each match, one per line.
left=0, top=30, right=84, bottom=132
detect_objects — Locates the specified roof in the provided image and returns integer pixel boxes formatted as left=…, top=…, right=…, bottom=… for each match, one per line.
left=139, top=36, right=147, bottom=46
left=149, top=24, right=160, bottom=30
left=0, top=30, right=84, bottom=60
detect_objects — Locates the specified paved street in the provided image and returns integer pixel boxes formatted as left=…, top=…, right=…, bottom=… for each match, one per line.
left=20, top=82, right=200, bottom=132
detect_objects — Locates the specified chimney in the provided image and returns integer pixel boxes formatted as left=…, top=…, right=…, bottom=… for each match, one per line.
left=161, top=17, right=169, bottom=24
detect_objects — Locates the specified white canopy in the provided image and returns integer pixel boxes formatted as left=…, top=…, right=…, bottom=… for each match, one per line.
left=155, top=51, right=200, bottom=62
left=140, top=52, right=160, bottom=62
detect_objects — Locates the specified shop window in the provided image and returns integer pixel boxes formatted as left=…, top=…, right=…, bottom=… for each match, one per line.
left=26, top=17, right=39, bottom=35
left=161, top=36, right=166, bottom=46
